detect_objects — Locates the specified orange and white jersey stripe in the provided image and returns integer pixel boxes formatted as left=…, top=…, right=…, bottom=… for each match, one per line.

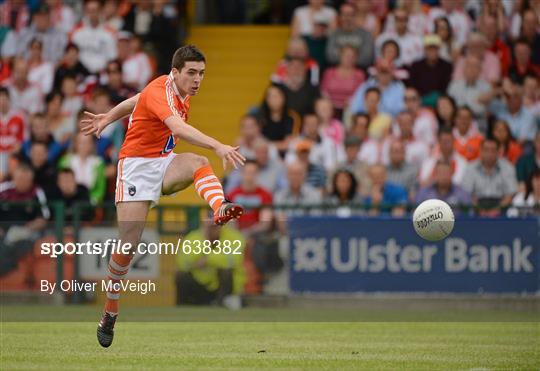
left=119, top=73, right=190, bottom=159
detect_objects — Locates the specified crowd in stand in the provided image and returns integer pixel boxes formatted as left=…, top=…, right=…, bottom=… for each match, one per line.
left=1, top=0, right=540, bottom=235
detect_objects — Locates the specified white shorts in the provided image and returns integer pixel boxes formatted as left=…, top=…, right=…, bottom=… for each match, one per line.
left=115, top=154, right=177, bottom=207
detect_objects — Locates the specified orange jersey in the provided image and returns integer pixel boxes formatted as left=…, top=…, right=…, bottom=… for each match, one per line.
left=119, top=73, right=190, bottom=159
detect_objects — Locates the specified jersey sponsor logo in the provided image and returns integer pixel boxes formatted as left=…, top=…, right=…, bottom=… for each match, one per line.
left=161, top=134, right=176, bottom=154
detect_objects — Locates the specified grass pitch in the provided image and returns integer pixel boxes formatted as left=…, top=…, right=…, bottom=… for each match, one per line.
left=1, top=306, right=538, bottom=370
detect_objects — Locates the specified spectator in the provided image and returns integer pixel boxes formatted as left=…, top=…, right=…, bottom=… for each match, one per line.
left=286, top=113, right=344, bottom=172
left=385, top=139, right=418, bottom=199
left=288, top=140, right=327, bottom=193
left=428, top=0, right=472, bottom=49
left=291, top=0, right=337, bottom=38
left=516, top=131, right=540, bottom=191
left=3, top=57, right=43, bottom=115
left=489, top=83, right=537, bottom=143
left=103, top=0, right=124, bottom=31
left=272, top=37, right=320, bottom=86
left=0, top=1, right=30, bottom=34
left=314, top=97, right=344, bottom=147
left=383, top=0, right=428, bottom=37
left=227, top=160, right=273, bottom=232
left=26, top=38, right=54, bottom=96
left=364, top=164, right=408, bottom=216
left=327, top=168, right=362, bottom=206
left=376, top=8, right=423, bottom=67
left=350, top=58, right=405, bottom=118
left=520, top=9, right=540, bottom=65
left=122, top=34, right=153, bottom=91
left=0, top=87, right=26, bottom=177
left=1, top=3, right=67, bottom=65
left=321, top=45, right=365, bottom=115
left=389, top=110, right=430, bottom=167
left=491, top=119, right=523, bottom=164
left=435, top=94, right=457, bottom=129
left=452, top=32, right=501, bottom=84
left=274, top=161, right=322, bottom=210
left=507, top=38, right=540, bottom=84
left=46, top=0, right=77, bottom=35
left=511, top=168, right=540, bottom=211
left=45, top=91, right=75, bottom=146
left=175, top=218, right=245, bottom=307
left=380, top=39, right=409, bottom=72
left=100, top=59, right=137, bottom=104
left=303, top=15, right=328, bottom=71
left=480, top=13, right=511, bottom=77
left=453, top=106, right=484, bottom=161
left=416, top=160, right=472, bottom=208
left=462, top=138, right=518, bottom=212
left=235, top=115, right=278, bottom=161
left=448, top=55, right=491, bottom=122
left=407, top=34, right=453, bottom=107
left=29, top=142, right=57, bottom=197
left=71, top=0, right=118, bottom=73
left=403, top=87, right=438, bottom=147
left=348, top=113, right=370, bottom=143
left=21, top=113, right=63, bottom=165
left=434, top=16, right=459, bottom=62
left=225, top=139, right=285, bottom=195
left=352, top=0, right=380, bottom=38
left=256, top=84, right=301, bottom=155
left=277, top=57, right=321, bottom=117
left=58, top=133, right=106, bottom=204
left=49, top=168, right=92, bottom=223
left=60, top=75, right=83, bottom=119
left=53, top=43, right=91, bottom=91
left=419, top=127, right=468, bottom=187
left=363, top=87, right=392, bottom=141
left=523, top=74, right=540, bottom=119
left=333, top=135, right=371, bottom=197
left=326, top=3, right=374, bottom=68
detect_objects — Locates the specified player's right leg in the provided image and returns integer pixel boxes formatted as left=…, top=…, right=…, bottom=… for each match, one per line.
left=97, top=200, right=150, bottom=348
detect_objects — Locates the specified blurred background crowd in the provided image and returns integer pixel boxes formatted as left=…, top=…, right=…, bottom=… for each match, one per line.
left=0, top=0, right=539, bottom=222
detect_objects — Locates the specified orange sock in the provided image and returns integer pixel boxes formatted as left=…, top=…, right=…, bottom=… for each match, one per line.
left=193, top=165, right=225, bottom=213
left=103, top=252, right=133, bottom=315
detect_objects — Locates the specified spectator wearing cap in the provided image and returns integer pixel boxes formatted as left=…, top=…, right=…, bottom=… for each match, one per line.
left=416, top=160, right=472, bottom=208
left=326, top=3, right=374, bottom=69
left=447, top=55, right=491, bottom=123
left=2, top=57, right=43, bottom=115
left=453, top=106, right=484, bottom=162
left=321, top=45, right=365, bottom=116
left=349, top=58, right=405, bottom=118
left=385, top=139, right=419, bottom=200
left=333, top=135, right=371, bottom=197
left=461, top=138, right=518, bottom=212
left=71, top=0, right=118, bottom=73
left=272, top=37, right=320, bottom=86
left=1, top=3, right=67, bottom=65
left=407, top=34, right=453, bottom=107
left=291, top=0, right=337, bottom=38
left=375, top=8, right=423, bottom=67
left=507, top=38, right=540, bottom=85
left=452, top=32, right=501, bottom=84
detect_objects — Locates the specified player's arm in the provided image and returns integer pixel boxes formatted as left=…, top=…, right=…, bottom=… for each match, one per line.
left=81, top=93, right=140, bottom=138
left=164, top=115, right=245, bottom=169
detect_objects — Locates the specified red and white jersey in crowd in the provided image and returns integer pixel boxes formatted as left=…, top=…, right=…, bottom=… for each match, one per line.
left=0, top=2, right=30, bottom=32
left=2, top=80, right=44, bottom=115
left=376, top=32, right=424, bottom=66
left=419, top=150, right=468, bottom=186
left=71, top=20, right=118, bottom=73
left=0, top=109, right=27, bottom=152
left=123, top=52, right=153, bottom=91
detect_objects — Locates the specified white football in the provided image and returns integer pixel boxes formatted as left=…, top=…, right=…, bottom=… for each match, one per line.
left=413, top=199, right=455, bottom=241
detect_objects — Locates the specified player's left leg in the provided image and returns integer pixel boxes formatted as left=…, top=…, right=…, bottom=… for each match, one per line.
left=162, top=153, right=243, bottom=225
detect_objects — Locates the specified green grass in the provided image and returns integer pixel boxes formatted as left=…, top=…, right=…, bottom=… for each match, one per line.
left=1, top=306, right=539, bottom=370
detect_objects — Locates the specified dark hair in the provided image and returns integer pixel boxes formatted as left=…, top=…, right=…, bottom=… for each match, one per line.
left=45, top=90, right=64, bottom=104
left=436, top=94, right=457, bottom=127
left=0, top=86, right=9, bottom=97
left=58, top=168, right=75, bottom=177
left=243, top=159, right=259, bottom=169
left=490, top=119, right=516, bottom=154
left=260, top=83, right=288, bottom=119
left=381, top=39, right=401, bottom=58
left=456, top=105, right=473, bottom=117
left=331, top=169, right=358, bottom=201
left=525, top=167, right=540, bottom=197
left=352, top=113, right=370, bottom=126
left=514, top=37, right=531, bottom=49
left=365, top=87, right=381, bottom=98
left=438, top=126, right=454, bottom=138
left=65, top=42, right=79, bottom=53
left=481, top=137, right=499, bottom=149
left=435, top=159, right=452, bottom=169
left=171, top=45, right=206, bottom=71
left=434, top=16, right=453, bottom=43
left=29, top=38, right=43, bottom=49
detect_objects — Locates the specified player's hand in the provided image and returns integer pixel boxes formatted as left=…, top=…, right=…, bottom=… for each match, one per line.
left=80, top=111, right=109, bottom=138
left=215, top=144, right=246, bottom=170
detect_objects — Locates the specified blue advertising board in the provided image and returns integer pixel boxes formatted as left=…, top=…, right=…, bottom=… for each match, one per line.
left=289, top=217, right=540, bottom=293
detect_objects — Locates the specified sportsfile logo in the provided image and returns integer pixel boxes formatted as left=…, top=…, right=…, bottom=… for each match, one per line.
left=293, top=237, right=535, bottom=273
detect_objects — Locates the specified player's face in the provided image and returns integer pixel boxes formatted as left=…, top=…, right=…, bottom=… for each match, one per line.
left=173, top=61, right=205, bottom=97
